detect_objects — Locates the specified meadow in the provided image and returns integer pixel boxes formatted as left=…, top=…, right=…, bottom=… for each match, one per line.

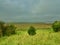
left=0, top=23, right=60, bottom=45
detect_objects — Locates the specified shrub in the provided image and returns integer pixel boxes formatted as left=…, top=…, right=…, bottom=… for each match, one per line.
left=28, top=26, right=36, bottom=36
left=52, top=21, right=60, bottom=32
left=5, top=25, right=16, bottom=36
left=0, top=21, right=16, bottom=37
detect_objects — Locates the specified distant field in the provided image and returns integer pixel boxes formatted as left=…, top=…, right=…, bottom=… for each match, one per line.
left=14, top=23, right=52, bottom=31
left=0, top=29, right=60, bottom=45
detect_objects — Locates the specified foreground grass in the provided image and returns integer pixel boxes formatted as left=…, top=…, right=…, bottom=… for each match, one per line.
left=0, top=29, right=60, bottom=45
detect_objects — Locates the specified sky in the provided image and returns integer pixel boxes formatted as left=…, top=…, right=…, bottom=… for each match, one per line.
left=0, top=0, right=60, bottom=23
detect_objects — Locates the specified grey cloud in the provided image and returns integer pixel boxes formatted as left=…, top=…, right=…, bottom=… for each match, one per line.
left=0, top=0, right=60, bottom=22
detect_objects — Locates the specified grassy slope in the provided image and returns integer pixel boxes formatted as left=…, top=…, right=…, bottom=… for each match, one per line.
left=0, top=29, right=60, bottom=45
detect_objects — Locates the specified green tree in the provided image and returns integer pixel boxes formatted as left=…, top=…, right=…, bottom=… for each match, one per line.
left=28, top=26, right=36, bottom=36
left=6, top=25, right=16, bottom=36
left=52, top=21, right=60, bottom=32
left=0, top=21, right=5, bottom=36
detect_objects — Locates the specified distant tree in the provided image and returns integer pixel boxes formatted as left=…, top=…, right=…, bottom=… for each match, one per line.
left=0, top=21, right=5, bottom=29
left=52, top=21, right=60, bottom=32
left=0, top=21, right=5, bottom=36
left=28, top=26, right=36, bottom=36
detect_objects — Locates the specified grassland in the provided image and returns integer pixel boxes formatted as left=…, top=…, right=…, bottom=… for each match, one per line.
left=0, top=24, right=60, bottom=45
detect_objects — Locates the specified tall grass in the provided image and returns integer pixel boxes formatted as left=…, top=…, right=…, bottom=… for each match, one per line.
left=0, top=29, right=60, bottom=45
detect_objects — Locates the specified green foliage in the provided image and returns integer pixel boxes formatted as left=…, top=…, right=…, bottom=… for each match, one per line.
left=0, top=21, right=5, bottom=36
left=0, top=21, right=16, bottom=37
left=52, top=21, right=60, bottom=32
left=28, top=26, right=36, bottom=36
left=5, top=25, right=16, bottom=36
left=0, top=21, right=5, bottom=31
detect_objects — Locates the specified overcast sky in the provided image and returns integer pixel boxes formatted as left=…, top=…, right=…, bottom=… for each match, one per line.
left=0, top=0, right=60, bottom=23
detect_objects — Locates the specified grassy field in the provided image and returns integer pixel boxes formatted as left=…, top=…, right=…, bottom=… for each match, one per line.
left=0, top=28, right=60, bottom=45
left=14, top=23, right=52, bottom=31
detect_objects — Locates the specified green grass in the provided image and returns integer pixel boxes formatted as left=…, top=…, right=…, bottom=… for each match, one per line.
left=0, top=29, right=60, bottom=45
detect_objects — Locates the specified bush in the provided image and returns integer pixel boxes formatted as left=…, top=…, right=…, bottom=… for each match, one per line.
left=52, top=21, right=60, bottom=32
left=0, top=21, right=16, bottom=37
left=28, top=26, right=36, bottom=36
left=5, top=25, right=16, bottom=36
